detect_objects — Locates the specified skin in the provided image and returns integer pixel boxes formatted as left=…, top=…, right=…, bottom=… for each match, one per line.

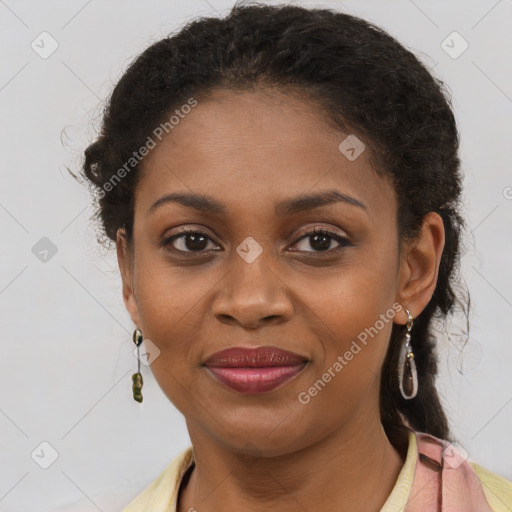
left=116, top=88, right=445, bottom=511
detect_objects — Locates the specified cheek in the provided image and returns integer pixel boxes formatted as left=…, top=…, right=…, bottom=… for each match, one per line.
left=297, top=251, right=397, bottom=350
left=130, top=255, right=212, bottom=401
left=294, top=249, right=398, bottom=399
left=133, top=251, right=212, bottom=341
left=301, top=292, right=394, bottom=403
left=293, top=295, right=395, bottom=441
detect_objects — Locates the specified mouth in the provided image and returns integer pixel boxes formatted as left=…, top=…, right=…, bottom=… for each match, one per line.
left=203, top=346, right=308, bottom=394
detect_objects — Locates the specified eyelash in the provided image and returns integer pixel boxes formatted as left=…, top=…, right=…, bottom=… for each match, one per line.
left=160, top=225, right=352, bottom=255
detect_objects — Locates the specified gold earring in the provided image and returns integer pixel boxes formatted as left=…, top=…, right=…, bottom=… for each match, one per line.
left=132, top=329, right=144, bottom=403
left=398, top=309, right=418, bottom=400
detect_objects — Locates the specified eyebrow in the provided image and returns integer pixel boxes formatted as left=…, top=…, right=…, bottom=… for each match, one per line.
left=148, top=189, right=368, bottom=217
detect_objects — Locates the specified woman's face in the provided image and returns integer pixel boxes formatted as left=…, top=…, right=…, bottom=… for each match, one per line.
left=118, top=88, right=412, bottom=456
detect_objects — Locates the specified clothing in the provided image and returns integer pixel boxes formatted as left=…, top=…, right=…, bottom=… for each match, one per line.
left=122, top=429, right=512, bottom=511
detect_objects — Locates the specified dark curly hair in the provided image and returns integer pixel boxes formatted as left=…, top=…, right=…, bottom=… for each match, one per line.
left=75, top=1, right=469, bottom=442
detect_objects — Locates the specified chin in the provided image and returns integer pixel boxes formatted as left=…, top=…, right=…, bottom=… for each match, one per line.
left=203, top=408, right=321, bottom=457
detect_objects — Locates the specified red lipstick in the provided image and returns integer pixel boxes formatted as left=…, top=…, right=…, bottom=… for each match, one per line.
left=203, top=346, right=308, bottom=394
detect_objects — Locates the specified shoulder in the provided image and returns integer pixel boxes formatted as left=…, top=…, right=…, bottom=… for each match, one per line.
left=122, top=446, right=195, bottom=512
left=470, top=462, right=512, bottom=512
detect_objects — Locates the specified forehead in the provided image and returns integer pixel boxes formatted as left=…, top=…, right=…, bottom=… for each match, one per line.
left=135, top=88, right=396, bottom=221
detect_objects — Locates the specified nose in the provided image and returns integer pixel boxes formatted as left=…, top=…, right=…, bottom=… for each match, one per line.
left=211, top=253, right=293, bottom=329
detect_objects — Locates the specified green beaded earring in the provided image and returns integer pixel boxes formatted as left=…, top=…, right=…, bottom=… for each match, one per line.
left=132, top=329, right=144, bottom=403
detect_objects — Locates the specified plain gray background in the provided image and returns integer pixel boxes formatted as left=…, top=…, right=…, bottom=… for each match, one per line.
left=1, top=0, right=511, bottom=510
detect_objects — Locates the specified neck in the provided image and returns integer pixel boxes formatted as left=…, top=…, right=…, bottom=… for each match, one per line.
left=178, top=409, right=407, bottom=512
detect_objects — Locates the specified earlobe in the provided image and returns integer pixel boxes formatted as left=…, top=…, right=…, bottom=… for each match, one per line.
left=116, top=228, right=140, bottom=327
left=395, top=212, right=445, bottom=324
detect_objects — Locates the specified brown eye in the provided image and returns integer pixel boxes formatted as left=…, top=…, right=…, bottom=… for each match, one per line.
left=291, top=227, right=352, bottom=253
left=161, top=227, right=218, bottom=253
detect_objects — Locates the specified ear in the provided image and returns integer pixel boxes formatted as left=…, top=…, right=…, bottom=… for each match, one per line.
left=116, top=228, right=141, bottom=327
left=395, top=212, right=445, bottom=325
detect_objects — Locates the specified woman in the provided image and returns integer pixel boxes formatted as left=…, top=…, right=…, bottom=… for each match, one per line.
left=79, top=3, right=511, bottom=511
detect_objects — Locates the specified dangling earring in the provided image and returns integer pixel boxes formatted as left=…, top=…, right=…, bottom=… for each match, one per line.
left=132, top=329, right=144, bottom=403
left=398, top=308, right=418, bottom=400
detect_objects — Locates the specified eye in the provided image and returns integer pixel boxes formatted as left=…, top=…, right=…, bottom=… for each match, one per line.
left=161, top=226, right=219, bottom=253
left=290, top=226, right=352, bottom=253
left=161, top=225, right=352, bottom=255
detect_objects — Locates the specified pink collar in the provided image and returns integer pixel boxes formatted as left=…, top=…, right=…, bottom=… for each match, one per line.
left=404, top=430, right=492, bottom=511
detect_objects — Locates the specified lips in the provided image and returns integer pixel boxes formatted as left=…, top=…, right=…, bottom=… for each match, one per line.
left=203, top=346, right=308, bottom=394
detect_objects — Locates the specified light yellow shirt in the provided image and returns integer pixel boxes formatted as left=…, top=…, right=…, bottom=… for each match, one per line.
left=122, top=431, right=512, bottom=511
